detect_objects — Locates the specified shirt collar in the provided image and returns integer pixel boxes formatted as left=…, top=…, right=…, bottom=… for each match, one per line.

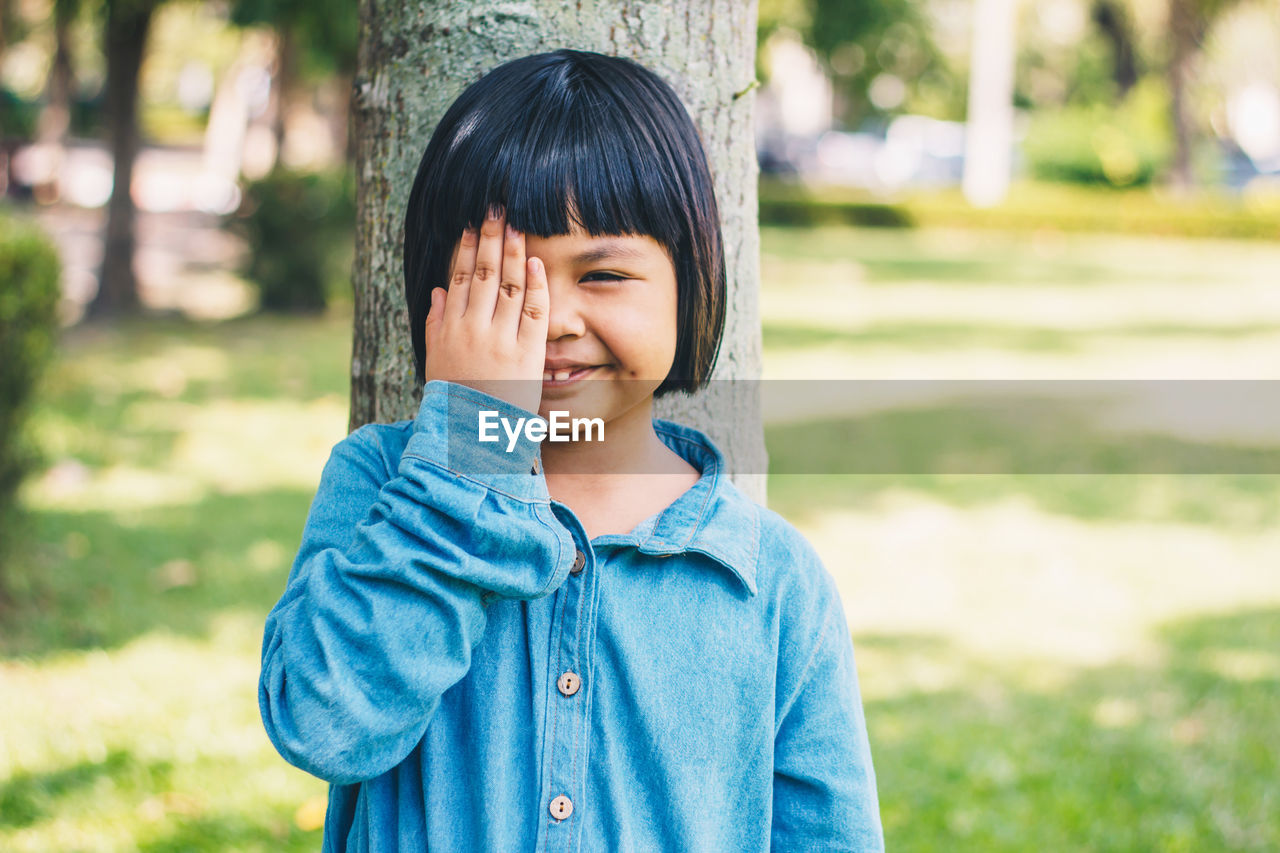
left=625, top=418, right=760, bottom=597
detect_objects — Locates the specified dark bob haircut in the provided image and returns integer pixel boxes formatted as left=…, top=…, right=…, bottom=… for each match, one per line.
left=403, top=49, right=726, bottom=397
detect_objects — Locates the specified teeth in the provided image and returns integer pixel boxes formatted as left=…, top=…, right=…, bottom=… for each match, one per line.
left=554, top=370, right=572, bottom=381
left=542, top=372, right=553, bottom=381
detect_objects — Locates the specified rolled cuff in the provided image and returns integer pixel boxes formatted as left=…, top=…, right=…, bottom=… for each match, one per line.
left=405, top=380, right=550, bottom=503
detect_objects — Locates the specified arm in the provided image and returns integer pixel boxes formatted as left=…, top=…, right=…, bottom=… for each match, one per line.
left=258, top=380, right=576, bottom=785
left=772, top=576, right=885, bottom=851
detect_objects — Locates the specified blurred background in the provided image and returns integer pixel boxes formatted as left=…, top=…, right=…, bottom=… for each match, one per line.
left=1, top=0, right=1278, bottom=850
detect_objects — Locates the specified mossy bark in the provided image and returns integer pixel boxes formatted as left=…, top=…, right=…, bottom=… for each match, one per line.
left=350, top=0, right=765, bottom=499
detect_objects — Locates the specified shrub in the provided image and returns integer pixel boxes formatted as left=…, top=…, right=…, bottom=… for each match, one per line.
left=757, top=180, right=915, bottom=228
left=228, top=167, right=355, bottom=313
left=0, top=88, right=40, bottom=143
left=758, top=178, right=1280, bottom=241
left=0, top=210, right=61, bottom=595
left=1022, top=79, right=1173, bottom=187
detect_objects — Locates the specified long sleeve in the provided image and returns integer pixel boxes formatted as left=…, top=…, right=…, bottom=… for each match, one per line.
left=258, top=380, right=576, bottom=785
left=771, top=569, right=885, bottom=851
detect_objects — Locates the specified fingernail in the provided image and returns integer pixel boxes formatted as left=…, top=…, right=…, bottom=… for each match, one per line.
left=487, top=204, right=502, bottom=221
left=505, top=223, right=519, bottom=240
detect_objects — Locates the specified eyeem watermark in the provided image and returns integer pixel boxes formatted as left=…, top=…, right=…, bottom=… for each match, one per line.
left=478, top=410, right=605, bottom=452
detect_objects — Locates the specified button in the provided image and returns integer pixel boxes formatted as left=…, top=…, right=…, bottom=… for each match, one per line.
left=557, top=671, right=581, bottom=696
left=570, top=550, right=585, bottom=574
left=530, top=457, right=540, bottom=475
left=549, top=794, right=573, bottom=820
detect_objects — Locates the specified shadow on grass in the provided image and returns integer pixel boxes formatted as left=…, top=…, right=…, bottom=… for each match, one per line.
left=865, top=607, right=1280, bottom=852
left=51, top=311, right=351, bottom=407
left=1, top=487, right=312, bottom=658
left=852, top=254, right=1213, bottom=286
left=136, top=812, right=320, bottom=853
left=0, top=750, right=168, bottom=829
left=764, top=391, right=1280, bottom=528
left=759, top=225, right=1229, bottom=287
left=0, top=749, right=320, bottom=852
left=762, top=320, right=1280, bottom=354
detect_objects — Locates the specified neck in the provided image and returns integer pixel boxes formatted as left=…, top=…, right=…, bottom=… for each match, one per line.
left=540, top=396, right=668, bottom=480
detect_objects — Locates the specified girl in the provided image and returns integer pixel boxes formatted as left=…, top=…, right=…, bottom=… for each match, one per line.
left=259, top=49, right=883, bottom=852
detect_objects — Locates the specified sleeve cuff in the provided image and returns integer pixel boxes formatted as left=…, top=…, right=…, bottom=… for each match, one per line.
left=403, top=380, right=550, bottom=503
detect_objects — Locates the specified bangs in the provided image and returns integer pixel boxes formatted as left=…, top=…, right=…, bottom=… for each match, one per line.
left=420, top=59, right=691, bottom=255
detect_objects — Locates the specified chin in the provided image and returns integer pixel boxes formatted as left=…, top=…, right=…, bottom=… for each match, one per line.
left=538, top=384, right=655, bottom=427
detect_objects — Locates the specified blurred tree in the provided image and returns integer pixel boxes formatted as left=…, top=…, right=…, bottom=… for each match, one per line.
left=229, top=0, right=357, bottom=164
left=1166, top=0, right=1243, bottom=189
left=33, top=0, right=80, bottom=201
left=761, top=0, right=953, bottom=125
left=86, top=0, right=159, bottom=318
left=1090, top=0, right=1138, bottom=99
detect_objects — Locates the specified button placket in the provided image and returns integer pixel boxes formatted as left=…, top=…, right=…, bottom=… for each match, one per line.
left=539, top=540, right=596, bottom=844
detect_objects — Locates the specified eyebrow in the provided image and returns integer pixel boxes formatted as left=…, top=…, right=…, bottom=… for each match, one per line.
left=570, top=241, right=650, bottom=265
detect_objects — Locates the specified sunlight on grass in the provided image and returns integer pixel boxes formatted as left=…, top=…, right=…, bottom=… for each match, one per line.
left=21, top=396, right=346, bottom=511
left=761, top=226, right=1280, bottom=380
left=758, top=225, right=1280, bottom=850
left=798, top=491, right=1280, bottom=669
left=4, top=225, right=1277, bottom=851
left=1, top=616, right=325, bottom=852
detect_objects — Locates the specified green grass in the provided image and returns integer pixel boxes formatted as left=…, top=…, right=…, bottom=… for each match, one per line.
left=865, top=609, right=1280, bottom=850
left=3, top=226, right=1279, bottom=850
left=760, top=179, right=1280, bottom=241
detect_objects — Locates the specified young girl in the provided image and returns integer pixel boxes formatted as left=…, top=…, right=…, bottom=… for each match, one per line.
left=259, top=49, right=883, bottom=852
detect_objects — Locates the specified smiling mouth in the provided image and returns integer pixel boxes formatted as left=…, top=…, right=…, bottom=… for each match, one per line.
left=542, top=365, right=603, bottom=386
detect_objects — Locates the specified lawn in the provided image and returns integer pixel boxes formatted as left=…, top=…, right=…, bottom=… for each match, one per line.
left=3, top=225, right=1279, bottom=851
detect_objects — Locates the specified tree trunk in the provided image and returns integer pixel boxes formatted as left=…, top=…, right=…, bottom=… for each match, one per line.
left=0, top=0, right=11, bottom=194
left=963, top=0, right=1016, bottom=207
left=268, top=23, right=296, bottom=167
left=88, top=0, right=155, bottom=319
left=1091, top=0, right=1137, bottom=99
left=331, top=72, right=353, bottom=165
left=350, top=1, right=765, bottom=499
left=1166, top=0, right=1198, bottom=191
left=35, top=0, right=78, bottom=202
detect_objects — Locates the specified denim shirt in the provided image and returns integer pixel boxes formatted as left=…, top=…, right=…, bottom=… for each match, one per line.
left=259, top=380, right=883, bottom=852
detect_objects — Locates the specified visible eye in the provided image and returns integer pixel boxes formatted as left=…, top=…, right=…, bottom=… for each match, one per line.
left=581, top=271, right=626, bottom=283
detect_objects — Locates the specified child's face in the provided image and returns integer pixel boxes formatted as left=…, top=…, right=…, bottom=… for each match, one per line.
left=524, top=222, right=678, bottom=424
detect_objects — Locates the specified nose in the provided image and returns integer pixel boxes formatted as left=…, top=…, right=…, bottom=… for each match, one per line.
left=544, top=270, right=587, bottom=342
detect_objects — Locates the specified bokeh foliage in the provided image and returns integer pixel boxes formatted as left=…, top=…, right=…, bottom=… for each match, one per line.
left=0, top=211, right=61, bottom=597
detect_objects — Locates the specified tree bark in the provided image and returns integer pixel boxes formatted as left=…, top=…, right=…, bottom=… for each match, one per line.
left=88, top=0, right=155, bottom=319
left=35, top=0, right=78, bottom=202
left=350, top=1, right=765, bottom=499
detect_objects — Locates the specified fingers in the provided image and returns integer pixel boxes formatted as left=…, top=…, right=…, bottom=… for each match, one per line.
left=491, top=223, right=528, bottom=334
left=424, top=287, right=445, bottom=338
left=445, top=225, right=478, bottom=320
left=517, top=255, right=550, bottom=348
left=465, top=205, right=506, bottom=323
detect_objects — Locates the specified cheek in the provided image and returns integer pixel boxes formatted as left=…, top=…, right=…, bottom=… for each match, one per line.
left=628, top=283, right=678, bottom=360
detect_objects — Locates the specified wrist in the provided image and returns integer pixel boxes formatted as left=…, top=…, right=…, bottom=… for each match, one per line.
left=404, top=380, right=550, bottom=502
